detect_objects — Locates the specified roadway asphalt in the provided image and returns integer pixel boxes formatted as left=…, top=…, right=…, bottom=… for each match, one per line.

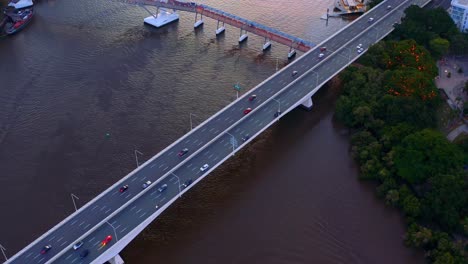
left=6, top=1, right=423, bottom=263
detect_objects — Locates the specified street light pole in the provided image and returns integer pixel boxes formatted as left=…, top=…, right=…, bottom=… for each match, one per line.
left=171, top=173, right=182, bottom=197
left=276, top=57, right=279, bottom=72
left=106, top=221, right=118, bottom=241
left=134, top=150, right=143, bottom=167
left=189, top=113, right=199, bottom=130
left=225, top=132, right=236, bottom=155
left=0, top=244, right=8, bottom=262
left=71, top=193, right=79, bottom=212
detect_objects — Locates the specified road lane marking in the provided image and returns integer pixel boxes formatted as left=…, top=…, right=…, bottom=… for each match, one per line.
left=66, top=254, right=73, bottom=260
left=156, top=194, right=161, bottom=199
left=193, top=139, right=198, bottom=144
left=158, top=164, right=164, bottom=168
left=140, top=177, right=146, bottom=182
left=136, top=209, right=142, bottom=214
left=79, top=221, right=85, bottom=227
left=220, top=139, right=224, bottom=143
left=198, top=142, right=202, bottom=146
left=187, top=163, right=192, bottom=168
left=214, top=129, right=219, bottom=134
left=71, top=257, right=78, bottom=263
left=208, top=154, right=213, bottom=159
left=191, top=167, right=196, bottom=171
left=168, top=151, right=174, bottom=155
left=131, top=177, right=137, bottom=182
left=209, top=128, right=215, bottom=132
left=150, top=163, right=156, bottom=168
left=140, top=212, right=147, bottom=218
left=115, top=224, right=122, bottom=230
left=111, top=220, right=117, bottom=225
left=106, top=208, right=113, bottom=213
left=111, top=191, right=117, bottom=196
left=120, top=227, right=128, bottom=233
left=214, top=156, right=219, bottom=160
left=84, top=223, right=91, bottom=230
left=48, top=235, right=56, bottom=242
left=38, top=257, right=45, bottom=263
left=33, top=254, right=40, bottom=260
left=57, top=237, right=64, bottom=242
left=130, top=205, right=137, bottom=211
left=93, top=241, right=100, bottom=246
left=25, top=252, right=33, bottom=258
left=201, top=127, right=207, bottom=131
left=100, top=206, right=107, bottom=212
left=88, top=237, right=96, bottom=243
left=70, top=220, right=78, bottom=226
left=163, top=166, right=169, bottom=171
left=160, top=197, right=167, bottom=202
left=59, top=240, right=68, bottom=247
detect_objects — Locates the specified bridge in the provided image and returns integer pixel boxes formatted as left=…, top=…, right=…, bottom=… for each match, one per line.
left=3, top=0, right=430, bottom=263
left=124, top=0, right=316, bottom=56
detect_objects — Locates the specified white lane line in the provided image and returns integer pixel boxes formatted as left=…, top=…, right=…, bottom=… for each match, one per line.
left=150, top=163, right=156, bottom=168
left=136, top=209, right=142, bottom=214
left=130, top=205, right=137, bottom=211
left=47, top=235, right=56, bottom=242
left=57, top=237, right=64, bottom=242
left=111, top=220, right=117, bottom=225
left=158, top=164, right=164, bottom=168
left=59, top=240, right=68, bottom=247
left=70, top=220, right=78, bottom=226
left=201, top=127, right=207, bottom=132
left=168, top=151, right=174, bottom=155
left=173, top=180, right=178, bottom=184
left=100, top=206, right=107, bottom=212
left=259, top=122, right=264, bottom=126
left=38, top=257, right=45, bottom=263
left=214, top=129, right=219, bottom=134
left=235, top=128, right=240, bottom=132
left=33, top=254, right=40, bottom=260
left=111, top=191, right=118, bottom=197
left=26, top=252, right=33, bottom=258
left=71, top=257, right=78, bottom=263
left=105, top=208, right=113, bottom=214
left=214, top=156, right=219, bottom=160
left=150, top=190, right=158, bottom=196
left=191, top=167, right=197, bottom=171
left=209, top=128, right=215, bottom=132
left=193, top=139, right=198, bottom=144
left=84, top=223, right=91, bottom=230
left=140, top=177, right=146, bottom=182
left=155, top=194, right=161, bottom=199
left=160, top=197, right=167, bottom=202
left=88, top=237, right=96, bottom=243
left=208, top=154, right=213, bottom=159
left=220, top=139, right=225, bottom=143
left=224, top=117, right=229, bottom=121
left=163, top=166, right=169, bottom=171
left=115, top=224, right=122, bottom=230
left=198, top=142, right=203, bottom=146
left=224, top=142, right=230, bottom=147
left=79, top=221, right=85, bottom=227
left=120, top=227, right=128, bottom=233
left=93, top=240, right=100, bottom=246
left=66, top=254, right=73, bottom=260
left=131, top=177, right=137, bottom=182
left=184, top=140, right=191, bottom=144
left=140, top=212, right=147, bottom=218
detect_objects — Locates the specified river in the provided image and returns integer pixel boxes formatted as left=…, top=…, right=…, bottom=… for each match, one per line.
left=0, top=0, right=423, bottom=263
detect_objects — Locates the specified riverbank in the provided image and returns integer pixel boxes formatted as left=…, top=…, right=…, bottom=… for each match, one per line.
left=334, top=4, right=467, bottom=263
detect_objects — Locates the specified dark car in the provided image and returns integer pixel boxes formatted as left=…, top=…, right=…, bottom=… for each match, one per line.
left=80, top=249, right=89, bottom=259
left=158, top=184, right=168, bottom=193
left=242, top=135, right=250, bottom=142
left=182, top=179, right=193, bottom=188
left=274, top=111, right=281, bottom=118
left=119, top=185, right=129, bottom=193
left=40, top=245, right=52, bottom=255
left=291, top=70, right=298, bottom=77
left=319, top=46, right=327, bottom=52
left=248, top=95, right=257, bottom=101
left=243, top=108, right=252, bottom=115
left=178, top=148, right=189, bottom=157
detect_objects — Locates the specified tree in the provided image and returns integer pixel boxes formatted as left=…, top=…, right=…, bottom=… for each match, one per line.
left=429, top=38, right=450, bottom=59
left=423, top=174, right=467, bottom=230
left=394, top=129, right=464, bottom=184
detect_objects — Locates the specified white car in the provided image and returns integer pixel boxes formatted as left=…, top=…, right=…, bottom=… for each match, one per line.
left=200, top=164, right=209, bottom=172
left=142, top=180, right=152, bottom=189
left=368, top=17, right=374, bottom=22
left=357, top=48, right=364, bottom=53
left=73, top=241, right=83, bottom=251
left=356, top=44, right=362, bottom=49
left=318, top=53, right=325, bottom=59
left=387, top=5, right=392, bottom=9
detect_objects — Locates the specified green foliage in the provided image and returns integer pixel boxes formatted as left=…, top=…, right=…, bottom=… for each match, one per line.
left=393, top=129, right=464, bottom=184
left=449, top=33, right=468, bottom=55
left=423, top=174, right=467, bottom=230
left=405, top=223, right=433, bottom=248
left=429, top=38, right=450, bottom=59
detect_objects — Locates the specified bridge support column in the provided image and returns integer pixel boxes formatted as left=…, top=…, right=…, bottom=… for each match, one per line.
left=239, top=28, right=248, bottom=43
left=262, top=37, right=271, bottom=51
left=108, top=254, right=125, bottom=264
left=301, top=97, right=313, bottom=111
left=194, top=12, right=204, bottom=28
left=288, top=47, right=296, bottom=59
left=216, top=20, right=225, bottom=35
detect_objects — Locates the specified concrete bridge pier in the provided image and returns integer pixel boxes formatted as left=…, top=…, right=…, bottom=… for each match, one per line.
left=108, top=254, right=125, bottom=264
left=216, top=20, right=225, bottom=35
left=300, top=97, right=313, bottom=111
left=194, top=12, right=203, bottom=28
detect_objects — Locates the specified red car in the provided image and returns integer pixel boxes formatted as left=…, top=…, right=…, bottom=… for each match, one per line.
left=248, top=95, right=256, bottom=101
left=119, top=185, right=129, bottom=193
left=243, top=108, right=252, bottom=115
left=101, top=235, right=112, bottom=246
left=40, top=245, right=52, bottom=255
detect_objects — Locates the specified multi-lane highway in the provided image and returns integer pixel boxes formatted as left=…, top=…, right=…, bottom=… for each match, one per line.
left=5, top=0, right=429, bottom=263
